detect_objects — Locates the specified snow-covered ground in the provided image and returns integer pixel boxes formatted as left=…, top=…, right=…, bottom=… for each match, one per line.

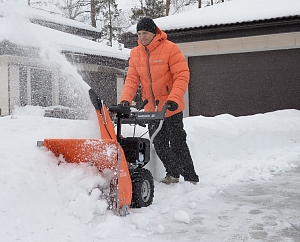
left=0, top=105, right=300, bottom=241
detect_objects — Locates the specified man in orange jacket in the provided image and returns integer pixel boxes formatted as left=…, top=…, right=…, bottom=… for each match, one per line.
left=120, top=17, right=199, bottom=184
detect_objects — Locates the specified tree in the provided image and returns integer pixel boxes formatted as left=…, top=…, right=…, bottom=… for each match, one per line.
left=130, top=0, right=165, bottom=24
left=61, top=0, right=90, bottom=21
left=96, top=0, right=122, bottom=46
left=29, top=0, right=123, bottom=46
left=170, top=0, right=198, bottom=15
left=30, top=0, right=91, bottom=23
left=166, top=0, right=170, bottom=16
left=90, top=0, right=97, bottom=27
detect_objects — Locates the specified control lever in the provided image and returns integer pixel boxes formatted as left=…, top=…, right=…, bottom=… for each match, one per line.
left=155, top=100, right=159, bottom=111
left=150, top=103, right=168, bottom=147
left=139, top=99, right=148, bottom=111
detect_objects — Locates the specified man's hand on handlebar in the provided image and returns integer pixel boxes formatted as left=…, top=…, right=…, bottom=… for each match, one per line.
left=121, top=100, right=130, bottom=107
left=109, top=102, right=131, bottom=117
left=166, top=100, right=178, bottom=111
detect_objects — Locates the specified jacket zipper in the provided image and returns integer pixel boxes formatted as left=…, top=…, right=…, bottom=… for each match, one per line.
left=145, top=47, right=156, bottom=108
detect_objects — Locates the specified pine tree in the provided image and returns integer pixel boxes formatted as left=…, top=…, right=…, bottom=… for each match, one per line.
left=97, top=0, right=122, bottom=46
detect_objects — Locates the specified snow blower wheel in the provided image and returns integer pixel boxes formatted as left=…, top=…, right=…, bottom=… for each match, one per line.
left=130, top=168, right=154, bottom=208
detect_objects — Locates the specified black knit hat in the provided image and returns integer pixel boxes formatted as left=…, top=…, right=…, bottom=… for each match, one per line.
left=137, top=17, right=156, bottom=34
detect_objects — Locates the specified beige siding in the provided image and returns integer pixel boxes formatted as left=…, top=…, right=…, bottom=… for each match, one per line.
left=178, top=32, right=300, bottom=57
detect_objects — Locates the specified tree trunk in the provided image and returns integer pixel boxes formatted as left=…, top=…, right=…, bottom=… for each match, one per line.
left=28, top=0, right=30, bottom=5
left=91, top=0, right=96, bottom=28
left=211, top=0, right=214, bottom=5
left=108, top=1, right=113, bottom=47
left=198, top=0, right=201, bottom=8
left=166, top=0, right=170, bottom=16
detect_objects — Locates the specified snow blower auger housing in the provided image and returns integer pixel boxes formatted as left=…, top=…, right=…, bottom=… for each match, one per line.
left=37, top=89, right=168, bottom=216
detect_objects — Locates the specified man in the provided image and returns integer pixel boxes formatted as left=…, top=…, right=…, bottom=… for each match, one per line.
left=120, top=17, right=199, bottom=185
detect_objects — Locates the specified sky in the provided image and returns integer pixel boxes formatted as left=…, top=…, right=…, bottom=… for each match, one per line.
left=0, top=0, right=300, bottom=241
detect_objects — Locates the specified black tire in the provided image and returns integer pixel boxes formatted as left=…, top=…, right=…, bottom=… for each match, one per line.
left=130, top=168, right=154, bottom=208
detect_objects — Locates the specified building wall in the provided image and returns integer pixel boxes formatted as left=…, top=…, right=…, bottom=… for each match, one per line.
left=117, top=76, right=125, bottom=104
left=0, top=55, right=60, bottom=115
left=76, top=63, right=126, bottom=108
left=0, top=60, right=9, bottom=115
left=178, top=32, right=300, bottom=57
left=0, top=54, right=127, bottom=116
left=175, top=32, right=300, bottom=116
left=9, top=64, right=20, bottom=113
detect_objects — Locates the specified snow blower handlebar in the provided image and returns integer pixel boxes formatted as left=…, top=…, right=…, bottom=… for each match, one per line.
left=109, top=101, right=169, bottom=148
left=110, top=103, right=168, bottom=125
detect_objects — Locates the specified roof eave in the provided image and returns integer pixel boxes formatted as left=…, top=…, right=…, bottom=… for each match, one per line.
left=31, top=19, right=102, bottom=39
left=120, top=15, right=300, bottom=49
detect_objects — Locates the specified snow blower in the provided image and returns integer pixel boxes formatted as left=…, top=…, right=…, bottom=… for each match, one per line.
left=37, top=89, right=168, bottom=216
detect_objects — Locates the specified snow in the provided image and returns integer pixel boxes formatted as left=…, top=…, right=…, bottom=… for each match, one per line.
left=0, top=0, right=300, bottom=241
left=127, top=0, right=300, bottom=33
left=1, top=105, right=300, bottom=241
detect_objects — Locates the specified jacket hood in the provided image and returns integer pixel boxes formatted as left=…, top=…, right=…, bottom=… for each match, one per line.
left=137, top=26, right=167, bottom=49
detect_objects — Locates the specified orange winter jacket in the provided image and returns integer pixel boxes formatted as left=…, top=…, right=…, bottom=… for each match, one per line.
left=120, top=26, right=189, bottom=118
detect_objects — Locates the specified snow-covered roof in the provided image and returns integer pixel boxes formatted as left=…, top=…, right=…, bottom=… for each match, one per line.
left=29, top=8, right=101, bottom=34
left=128, top=0, right=300, bottom=33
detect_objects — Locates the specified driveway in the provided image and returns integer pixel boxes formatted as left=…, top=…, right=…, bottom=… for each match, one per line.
left=203, top=167, right=300, bottom=241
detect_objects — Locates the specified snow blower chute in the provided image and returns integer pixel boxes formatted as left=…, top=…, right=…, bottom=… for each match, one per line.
left=37, top=89, right=168, bottom=216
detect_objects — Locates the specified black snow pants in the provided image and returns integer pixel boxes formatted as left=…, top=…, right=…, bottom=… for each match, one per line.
left=149, top=112, right=199, bottom=182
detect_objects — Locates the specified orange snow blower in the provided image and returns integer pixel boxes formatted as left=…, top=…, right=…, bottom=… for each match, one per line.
left=37, top=89, right=168, bottom=216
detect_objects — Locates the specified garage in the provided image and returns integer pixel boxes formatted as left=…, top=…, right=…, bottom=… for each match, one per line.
left=120, top=2, right=300, bottom=118
left=188, top=48, right=300, bottom=117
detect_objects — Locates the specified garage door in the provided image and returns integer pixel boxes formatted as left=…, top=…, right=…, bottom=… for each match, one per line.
left=188, top=48, right=300, bottom=117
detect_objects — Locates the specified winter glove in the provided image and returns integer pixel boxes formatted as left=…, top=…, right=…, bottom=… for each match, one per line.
left=121, top=100, right=130, bottom=107
left=166, top=100, right=178, bottom=111
left=109, top=101, right=130, bottom=117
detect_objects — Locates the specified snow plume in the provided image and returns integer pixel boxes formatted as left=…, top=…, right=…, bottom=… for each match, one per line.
left=0, top=0, right=33, bottom=45
left=0, top=0, right=92, bottom=117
